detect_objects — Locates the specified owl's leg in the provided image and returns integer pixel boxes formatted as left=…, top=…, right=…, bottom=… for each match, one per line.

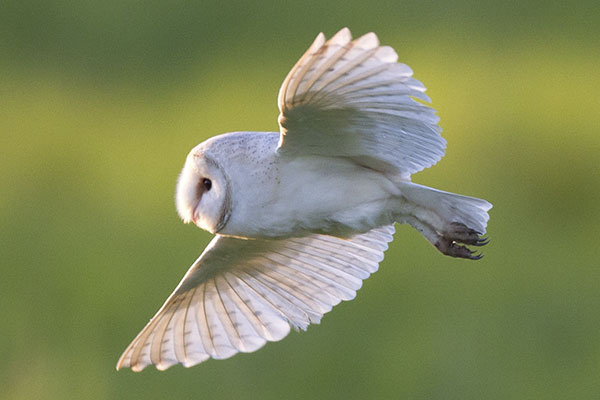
left=400, top=216, right=488, bottom=260
left=394, top=181, right=491, bottom=260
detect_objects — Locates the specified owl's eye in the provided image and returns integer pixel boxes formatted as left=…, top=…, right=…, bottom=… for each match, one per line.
left=203, top=178, right=212, bottom=191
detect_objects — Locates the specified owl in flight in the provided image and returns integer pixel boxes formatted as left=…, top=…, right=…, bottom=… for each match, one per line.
left=117, top=28, right=492, bottom=371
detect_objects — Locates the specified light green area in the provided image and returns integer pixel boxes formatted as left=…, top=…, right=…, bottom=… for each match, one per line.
left=1, top=1, right=599, bottom=399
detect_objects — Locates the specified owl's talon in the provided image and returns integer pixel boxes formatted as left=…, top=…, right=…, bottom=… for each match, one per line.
left=435, top=223, right=489, bottom=260
left=444, top=222, right=485, bottom=245
left=474, top=237, right=490, bottom=246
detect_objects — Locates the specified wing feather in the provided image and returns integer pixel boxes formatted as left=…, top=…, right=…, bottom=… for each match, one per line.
left=235, top=268, right=311, bottom=329
left=116, top=225, right=395, bottom=371
left=150, top=297, right=178, bottom=369
left=277, top=28, right=445, bottom=176
left=203, top=279, right=238, bottom=359
left=220, top=273, right=273, bottom=342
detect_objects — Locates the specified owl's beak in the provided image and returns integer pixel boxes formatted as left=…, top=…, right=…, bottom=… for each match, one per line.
left=188, top=210, right=198, bottom=225
left=190, top=204, right=202, bottom=226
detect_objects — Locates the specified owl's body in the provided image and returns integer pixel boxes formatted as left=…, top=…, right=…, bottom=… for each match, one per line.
left=188, top=131, right=399, bottom=239
left=117, top=28, right=492, bottom=372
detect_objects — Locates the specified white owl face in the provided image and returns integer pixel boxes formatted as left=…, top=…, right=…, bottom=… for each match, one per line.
left=175, top=149, right=232, bottom=233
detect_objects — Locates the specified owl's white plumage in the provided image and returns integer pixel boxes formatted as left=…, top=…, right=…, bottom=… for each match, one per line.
left=117, top=28, right=492, bottom=371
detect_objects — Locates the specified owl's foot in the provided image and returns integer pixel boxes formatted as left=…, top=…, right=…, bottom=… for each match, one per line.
left=435, top=222, right=489, bottom=260
left=402, top=217, right=489, bottom=260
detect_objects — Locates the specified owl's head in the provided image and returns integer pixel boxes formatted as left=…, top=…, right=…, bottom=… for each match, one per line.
left=175, top=147, right=232, bottom=233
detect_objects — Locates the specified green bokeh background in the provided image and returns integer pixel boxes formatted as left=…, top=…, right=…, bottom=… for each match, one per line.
left=2, top=1, right=599, bottom=399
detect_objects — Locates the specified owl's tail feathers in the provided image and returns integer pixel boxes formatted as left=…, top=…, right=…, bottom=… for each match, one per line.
left=396, top=182, right=492, bottom=260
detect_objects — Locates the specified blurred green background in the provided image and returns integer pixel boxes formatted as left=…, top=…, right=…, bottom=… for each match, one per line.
left=2, top=0, right=599, bottom=399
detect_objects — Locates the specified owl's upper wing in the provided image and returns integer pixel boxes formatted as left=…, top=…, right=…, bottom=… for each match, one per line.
left=277, top=28, right=445, bottom=177
left=116, top=225, right=395, bottom=371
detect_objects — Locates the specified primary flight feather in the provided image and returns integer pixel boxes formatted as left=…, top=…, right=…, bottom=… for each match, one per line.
left=116, top=28, right=492, bottom=372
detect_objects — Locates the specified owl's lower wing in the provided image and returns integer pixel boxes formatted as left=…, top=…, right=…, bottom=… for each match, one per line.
left=277, top=28, right=445, bottom=177
left=116, top=225, right=395, bottom=371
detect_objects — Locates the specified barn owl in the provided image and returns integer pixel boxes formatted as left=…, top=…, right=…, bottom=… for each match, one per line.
left=116, top=28, right=492, bottom=371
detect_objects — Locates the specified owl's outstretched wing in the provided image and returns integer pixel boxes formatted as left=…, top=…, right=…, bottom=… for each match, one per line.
left=116, top=225, right=395, bottom=371
left=277, top=28, right=445, bottom=177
